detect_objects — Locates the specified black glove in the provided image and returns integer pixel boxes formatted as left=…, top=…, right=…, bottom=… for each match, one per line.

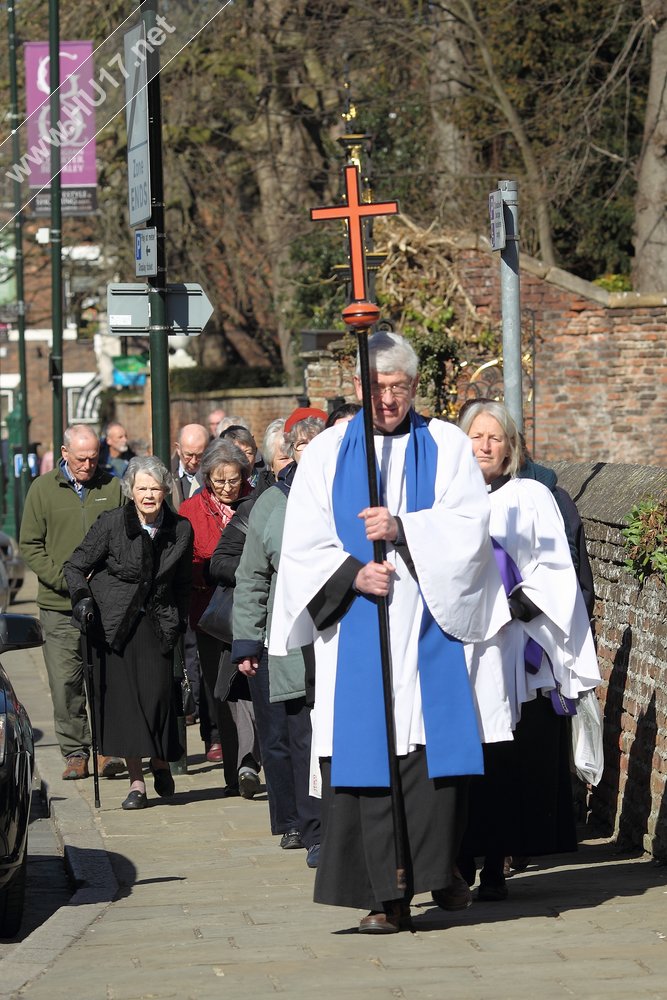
left=72, top=597, right=95, bottom=632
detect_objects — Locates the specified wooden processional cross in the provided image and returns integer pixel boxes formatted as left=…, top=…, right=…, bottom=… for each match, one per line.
left=310, top=163, right=399, bottom=327
left=310, top=164, right=408, bottom=892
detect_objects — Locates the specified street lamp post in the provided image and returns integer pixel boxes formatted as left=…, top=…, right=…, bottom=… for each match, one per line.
left=7, top=0, right=31, bottom=507
left=49, top=0, right=64, bottom=453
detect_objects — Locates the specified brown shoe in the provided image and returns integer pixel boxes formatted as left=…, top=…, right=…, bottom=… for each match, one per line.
left=358, top=901, right=411, bottom=934
left=62, top=755, right=89, bottom=780
left=97, top=755, right=126, bottom=778
left=432, top=869, right=472, bottom=911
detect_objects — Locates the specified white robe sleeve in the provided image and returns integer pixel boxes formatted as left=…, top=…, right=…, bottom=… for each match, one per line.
left=401, top=422, right=510, bottom=642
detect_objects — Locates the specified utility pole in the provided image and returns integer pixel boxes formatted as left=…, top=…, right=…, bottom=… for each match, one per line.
left=140, top=0, right=184, bottom=774
left=7, top=0, right=31, bottom=506
left=498, top=179, right=523, bottom=431
left=49, top=0, right=64, bottom=453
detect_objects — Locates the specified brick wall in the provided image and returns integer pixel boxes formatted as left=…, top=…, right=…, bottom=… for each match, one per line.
left=551, top=461, right=667, bottom=859
left=456, top=243, right=667, bottom=467
left=113, top=384, right=305, bottom=450
left=302, top=241, right=667, bottom=467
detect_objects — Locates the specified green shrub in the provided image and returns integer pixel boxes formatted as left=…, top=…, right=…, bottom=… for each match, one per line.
left=622, top=498, right=667, bottom=585
left=593, top=273, right=632, bottom=293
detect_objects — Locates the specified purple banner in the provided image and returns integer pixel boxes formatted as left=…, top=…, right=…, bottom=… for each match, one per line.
left=24, top=41, right=97, bottom=189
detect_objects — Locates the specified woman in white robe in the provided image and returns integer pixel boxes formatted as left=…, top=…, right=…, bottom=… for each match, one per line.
left=459, top=400, right=601, bottom=900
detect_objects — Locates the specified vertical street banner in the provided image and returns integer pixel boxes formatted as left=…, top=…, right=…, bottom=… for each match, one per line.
left=24, top=41, right=97, bottom=216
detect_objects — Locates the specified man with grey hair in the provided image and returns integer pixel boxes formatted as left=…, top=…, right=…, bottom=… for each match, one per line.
left=270, top=331, right=509, bottom=932
left=19, top=424, right=126, bottom=780
left=99, top=421, right=136, bottom=478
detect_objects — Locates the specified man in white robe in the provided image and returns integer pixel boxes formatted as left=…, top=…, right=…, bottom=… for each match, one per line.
left=270, top=332, right=510, bottom=932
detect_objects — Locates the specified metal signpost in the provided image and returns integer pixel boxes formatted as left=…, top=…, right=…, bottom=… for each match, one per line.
left=122, top=1, right=215, bottom=776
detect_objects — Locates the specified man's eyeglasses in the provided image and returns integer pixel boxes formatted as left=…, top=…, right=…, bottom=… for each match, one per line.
left=294, top=441, right=309, bottom=453
left=181, top=450, right=204, bottom=461
left=369, top=382, right=413, bottom=399
left=211, top=476, right=242, bottom=489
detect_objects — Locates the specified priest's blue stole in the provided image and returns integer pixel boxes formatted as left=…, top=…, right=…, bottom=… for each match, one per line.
left=330, top=409, right=484, bottom=788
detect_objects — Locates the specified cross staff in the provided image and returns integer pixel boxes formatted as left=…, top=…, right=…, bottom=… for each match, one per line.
left=311, top=165, right=407, bottom=893
left=311, top=164, right=398, bottom=303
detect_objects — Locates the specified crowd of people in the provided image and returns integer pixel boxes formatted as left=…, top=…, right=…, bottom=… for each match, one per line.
left=19, top=335, right=602, bottom=933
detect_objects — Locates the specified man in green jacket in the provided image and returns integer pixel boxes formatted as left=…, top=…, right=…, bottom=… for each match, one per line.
left=20, top=424, right=125, bottom=780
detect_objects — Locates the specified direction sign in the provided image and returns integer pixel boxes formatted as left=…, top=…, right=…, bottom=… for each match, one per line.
left=124, top=24, right=151, bottom=227
left=107, top=282, right=215, bottom=335
left=135, top=228, right=157, bottom=277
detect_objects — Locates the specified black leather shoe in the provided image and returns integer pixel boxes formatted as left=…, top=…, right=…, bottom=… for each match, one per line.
left=477, top=878, right=508, bottom=901
left=122, top=789, right=148, bottom=810
left=280, top=829, right=303, bottom=850
left=151, top=766, right=175, bottom=798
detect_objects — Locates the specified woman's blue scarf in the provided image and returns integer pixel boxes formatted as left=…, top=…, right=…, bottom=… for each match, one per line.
left=330, top=409, right=484, bottom=788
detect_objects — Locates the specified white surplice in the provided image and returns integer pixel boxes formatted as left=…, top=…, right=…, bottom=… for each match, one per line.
left=269, top=417, right=510, bottom=762
left=465, top=478, right=601, bottom=742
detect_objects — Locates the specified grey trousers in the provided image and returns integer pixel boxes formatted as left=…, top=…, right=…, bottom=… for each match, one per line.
left=39, top=607, right=92, bottom=759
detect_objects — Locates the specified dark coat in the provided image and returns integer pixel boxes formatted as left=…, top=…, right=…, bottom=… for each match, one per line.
left=63, top=503, right=193, bottom=654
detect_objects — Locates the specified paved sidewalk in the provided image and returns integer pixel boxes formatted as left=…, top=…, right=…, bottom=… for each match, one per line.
left=1, top=574, right=666, bottom=999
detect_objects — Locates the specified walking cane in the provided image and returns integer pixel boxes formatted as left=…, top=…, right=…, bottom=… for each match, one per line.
left=82, top=618, right=101, bottom=809
left=311, top=164, right=406, bottom=889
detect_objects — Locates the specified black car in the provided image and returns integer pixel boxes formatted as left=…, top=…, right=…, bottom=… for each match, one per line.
left=0, top=614, right=43, bottom=936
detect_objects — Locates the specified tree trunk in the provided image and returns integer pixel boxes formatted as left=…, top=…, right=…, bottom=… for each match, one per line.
left=428, top=8, right=479, bottom=218
left=234, top=0, right=333, bottom=381
left=456, top=0, right=557, bottom=267
left=633, top=1, right=667, bottom=291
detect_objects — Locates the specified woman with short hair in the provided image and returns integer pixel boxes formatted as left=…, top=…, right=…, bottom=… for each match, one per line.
left=179, top=438, right=258, bottom=794
left=220, top=426, right=262, bottom=487
left=64, top=456, right=193, bottom=810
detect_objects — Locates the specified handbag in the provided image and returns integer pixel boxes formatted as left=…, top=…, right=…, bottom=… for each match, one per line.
left=198, top=585, right=235, bottom=645
left=198, top=510, right=250, bottom=644
left=181, top=672, right=196, bottom=717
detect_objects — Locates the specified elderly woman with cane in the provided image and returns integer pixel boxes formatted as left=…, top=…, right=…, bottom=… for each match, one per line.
left=64, top=456, right=193, bottom=810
